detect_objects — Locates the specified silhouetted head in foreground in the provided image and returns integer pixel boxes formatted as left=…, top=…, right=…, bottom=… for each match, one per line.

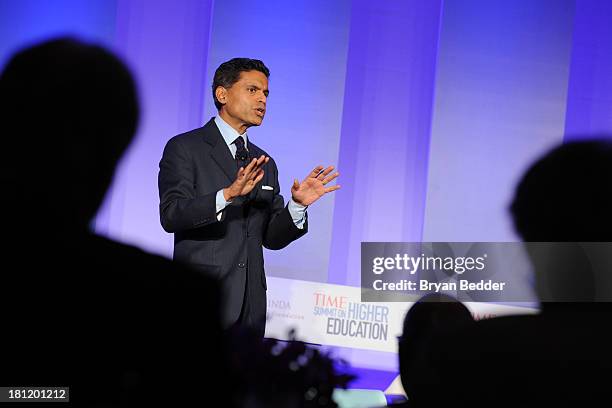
left=511, top=139, right=612, bottom=242
left=398, top=293, right=473, bottom=400
left=0, top=37, right=138, bottom=232
left=511, top=139, right=612, bottom=304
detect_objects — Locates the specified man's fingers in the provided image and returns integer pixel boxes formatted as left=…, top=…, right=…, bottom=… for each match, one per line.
left=242, top=159, right=258, bottom=178
left=309, top=165, right=324, bottom=178
left=256, top=154, right=267, bottom=166
left=253, top=169, right=265, bottom=185
left=317, top=165, right=335, bottom=180
left=244, top=155, right=268, bottom=177
left=322, top=172, right=339, bottom=185
left=252, top=168, right=264, bottom=181
left=307, top=165, right=335, bottom=180
left=324, top=185, right=341, bottom=193
left=237, top=162, right=262, bottom=182
left=241, top=158, right=258, bottom=176
left=253, top=155, right=265, bottom=167
left=292, top=178, right=300, bottom=189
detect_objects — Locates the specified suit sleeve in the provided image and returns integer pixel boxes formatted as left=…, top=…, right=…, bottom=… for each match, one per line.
left=263, top=159, right=308, bottom=250
left=158, top=137, right=219, bottom=233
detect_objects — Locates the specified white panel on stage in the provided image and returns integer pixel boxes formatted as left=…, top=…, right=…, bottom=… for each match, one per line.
left=265, top=277, right=537, bottom=353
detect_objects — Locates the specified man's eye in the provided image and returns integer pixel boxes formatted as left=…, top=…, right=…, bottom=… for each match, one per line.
left=248, top=88, right=256, bottom=93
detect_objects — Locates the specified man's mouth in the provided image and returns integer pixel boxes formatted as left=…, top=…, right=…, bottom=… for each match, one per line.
left=255, top=107, right=265, bottom=116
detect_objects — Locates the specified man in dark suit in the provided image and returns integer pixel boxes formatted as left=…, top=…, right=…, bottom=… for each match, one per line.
left=159, top=58, right=340, bottom=336
left=0, top=38, right=224, bottom=406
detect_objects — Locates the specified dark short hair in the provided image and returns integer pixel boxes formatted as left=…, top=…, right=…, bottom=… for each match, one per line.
left=0, top=37, right=138, bottom=227
left=212, top=58, right=270, bottom=110
left=510, top=139, right=612, bottom=241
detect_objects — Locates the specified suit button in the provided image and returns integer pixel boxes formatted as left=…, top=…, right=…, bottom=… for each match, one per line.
left=238, top=262, right=246, bottom=268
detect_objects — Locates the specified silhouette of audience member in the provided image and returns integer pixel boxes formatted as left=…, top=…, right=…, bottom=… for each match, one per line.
left=511, top=140, right=612, bottom=303
left=0, top=38, right=224, bottom=406
left=511, top=140, right=612, bottom=242
left=397, top=294, right=473, bottom=406
left=409, top=140, right=612, bottom=408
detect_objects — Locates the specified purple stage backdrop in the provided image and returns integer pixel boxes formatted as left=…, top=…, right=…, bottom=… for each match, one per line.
left=3, top=0, right=612, bottom=372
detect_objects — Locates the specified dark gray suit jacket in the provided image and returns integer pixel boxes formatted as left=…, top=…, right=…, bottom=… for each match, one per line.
left=159, top=118, right=307, bottom=327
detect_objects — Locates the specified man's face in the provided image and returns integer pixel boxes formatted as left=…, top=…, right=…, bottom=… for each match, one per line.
left=217, top=70, right=269, bottom=132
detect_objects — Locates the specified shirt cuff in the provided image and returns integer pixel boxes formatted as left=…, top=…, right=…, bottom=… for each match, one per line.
left=216, top=189, right=230, bottom=221
left=288, top=198, right=307, bottom=229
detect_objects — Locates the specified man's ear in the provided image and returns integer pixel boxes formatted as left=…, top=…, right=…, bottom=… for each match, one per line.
left=215, top=86, right=227, bottom=105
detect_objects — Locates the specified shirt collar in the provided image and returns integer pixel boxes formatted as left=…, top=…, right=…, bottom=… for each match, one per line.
left=214, top=115, right=248, bottom=149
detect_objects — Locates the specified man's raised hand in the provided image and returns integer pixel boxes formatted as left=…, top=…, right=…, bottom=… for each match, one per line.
left=223, top=155, right=269, bottom=201
left=291, top=165, right=340, bottom=206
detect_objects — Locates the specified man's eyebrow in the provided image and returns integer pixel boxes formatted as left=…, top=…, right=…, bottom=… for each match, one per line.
left=245, top=83, right=270, bottom=95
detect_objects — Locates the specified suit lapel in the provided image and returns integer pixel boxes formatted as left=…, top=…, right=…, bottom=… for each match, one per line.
left=201, top=118, right=236, bottom=184
left=248, top=142, right=263, bottom=163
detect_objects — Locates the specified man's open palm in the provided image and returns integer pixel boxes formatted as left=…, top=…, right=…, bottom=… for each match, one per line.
left=291, top=165, right=340, bottom=206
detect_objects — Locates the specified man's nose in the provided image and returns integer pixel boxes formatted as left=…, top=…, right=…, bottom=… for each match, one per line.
left=258, top=91, right=267, bottom=104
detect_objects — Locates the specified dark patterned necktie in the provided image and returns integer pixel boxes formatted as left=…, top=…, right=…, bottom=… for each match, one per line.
left=233, top=136, right=249, bottom=169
